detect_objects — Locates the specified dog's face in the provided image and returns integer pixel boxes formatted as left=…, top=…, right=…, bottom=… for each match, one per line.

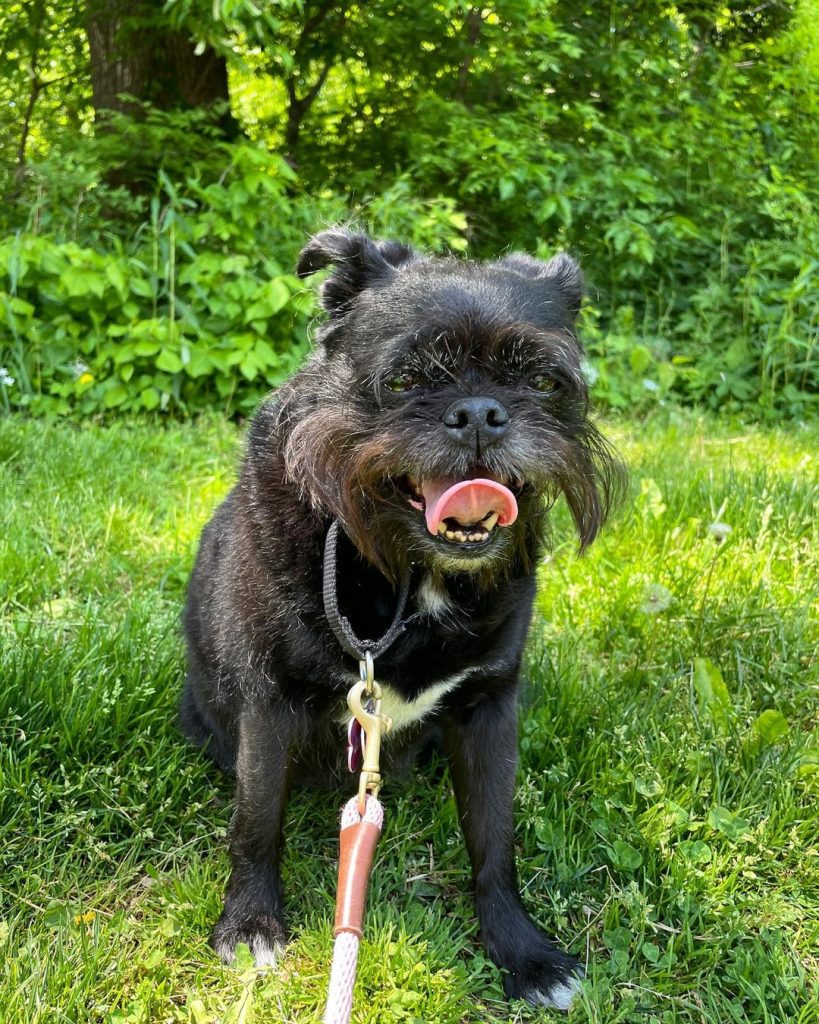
left=282, top=230, right=620, bottom=579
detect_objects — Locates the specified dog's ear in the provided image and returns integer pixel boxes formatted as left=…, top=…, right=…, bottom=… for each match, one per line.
left=296, top=229, right=417, bottom=317
left=496, top=251, right=584, bottom=316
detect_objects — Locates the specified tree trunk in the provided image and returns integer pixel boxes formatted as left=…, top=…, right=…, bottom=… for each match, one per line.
left=284, top=56, right=333, bottom=166
left=85, top=0, right=239, bottom=148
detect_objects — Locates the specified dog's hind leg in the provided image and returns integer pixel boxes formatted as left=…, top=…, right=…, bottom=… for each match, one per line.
left=444, top=689, right=583, bottom=1012
left=179, top=675, right=237, bottom=774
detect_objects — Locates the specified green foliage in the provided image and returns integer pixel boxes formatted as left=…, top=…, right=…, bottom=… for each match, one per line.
left=0, top=143, right=466, bottom=417
left=1, top=147, right=310, bottom=416
left=363, top=3, right=819, bottom=416
left=0, top=0, right=817, bottom=418
left=693, top=657, right=733, bottom=732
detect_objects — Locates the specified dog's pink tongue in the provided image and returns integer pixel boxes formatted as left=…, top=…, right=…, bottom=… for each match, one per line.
left=423, top=478, right=518, bottom=535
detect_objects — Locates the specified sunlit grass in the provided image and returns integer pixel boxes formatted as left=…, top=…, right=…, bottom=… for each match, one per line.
left=0, top=411, right=816, bottom=1023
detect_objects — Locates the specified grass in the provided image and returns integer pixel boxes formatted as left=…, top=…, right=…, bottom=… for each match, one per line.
left=0, top=409, right=817, bottom=1024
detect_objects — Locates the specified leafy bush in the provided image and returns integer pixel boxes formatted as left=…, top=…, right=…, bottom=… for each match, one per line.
left=278, top=2, right=818, bottom=418
left=0, top=144, right=466, bottom=417
left=677, top=176, right=819, bottom=415
left=580, top=174, right=819, bottom=416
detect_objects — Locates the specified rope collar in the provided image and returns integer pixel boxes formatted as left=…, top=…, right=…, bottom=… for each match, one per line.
left=322, top=519, right=416, bottom=662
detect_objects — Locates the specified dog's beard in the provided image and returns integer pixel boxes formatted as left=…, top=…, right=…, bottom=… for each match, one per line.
left=279, top=375, right=621, bottom=582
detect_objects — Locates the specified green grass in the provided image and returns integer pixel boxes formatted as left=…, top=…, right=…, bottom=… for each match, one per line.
left=1, top=410, right=817, bottom=1024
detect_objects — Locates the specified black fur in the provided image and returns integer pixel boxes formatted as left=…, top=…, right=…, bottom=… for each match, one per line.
left=182, top=230, right=624, bottom=1007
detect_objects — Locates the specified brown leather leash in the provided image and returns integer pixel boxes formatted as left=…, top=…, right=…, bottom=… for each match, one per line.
left=322, top=523, right=409, bottom=1024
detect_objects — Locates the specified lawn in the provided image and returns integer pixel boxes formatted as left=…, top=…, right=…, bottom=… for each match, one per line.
left=0, top=410, right=817, bottom=1024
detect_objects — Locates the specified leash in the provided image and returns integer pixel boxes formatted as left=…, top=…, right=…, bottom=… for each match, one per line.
left=322, top=521, right=410, bottom=1024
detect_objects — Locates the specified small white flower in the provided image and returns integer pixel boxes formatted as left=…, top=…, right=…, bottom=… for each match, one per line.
left=70, top=360, right=90, bottom=379
left=0, top=367, right=14, bottom=387
left=708, top=521, right=732, bottom=542
left=642, top=378, right=660, bottom=393
left=640, top=583, right=672, bottom=614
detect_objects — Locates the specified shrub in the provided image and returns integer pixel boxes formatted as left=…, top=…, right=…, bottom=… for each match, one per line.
left=0, top=145, right=466, bottom=417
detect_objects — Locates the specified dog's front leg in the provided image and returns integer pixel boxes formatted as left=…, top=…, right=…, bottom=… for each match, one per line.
left=212, top=700, right=299, bottom=966
left=444, top=692, right=582, bottom=1011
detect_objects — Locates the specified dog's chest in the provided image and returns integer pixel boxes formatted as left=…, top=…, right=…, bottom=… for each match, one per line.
left=331, top=574, right=507, bottom=734
left=379, top=671, right=468, bottom=731
left=340, top=668, right=468, bottom=734
left=415, top=573, right=454, bottom=619
left=379, top=575, right=464, bottom=730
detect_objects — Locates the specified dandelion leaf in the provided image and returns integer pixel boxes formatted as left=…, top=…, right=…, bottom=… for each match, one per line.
left=693, top=657, right=732, bottom=731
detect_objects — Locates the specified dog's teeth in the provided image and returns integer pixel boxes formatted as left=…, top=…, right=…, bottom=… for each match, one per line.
left=482, top=512, right=499, bottom=530
left=441, top=521, right=492, bottom=544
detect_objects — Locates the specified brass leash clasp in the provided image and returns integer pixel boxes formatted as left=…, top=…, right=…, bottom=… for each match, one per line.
left=347, top=651, right=392, bottom=815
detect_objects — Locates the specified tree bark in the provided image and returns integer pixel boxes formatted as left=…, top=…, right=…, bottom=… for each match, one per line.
left=85, top=0, right=238, bottom=133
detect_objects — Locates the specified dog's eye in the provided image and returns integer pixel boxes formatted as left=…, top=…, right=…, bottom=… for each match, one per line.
left=384, top=372, right=418, bottom=394
left=531, top=375, right=559, bottom=394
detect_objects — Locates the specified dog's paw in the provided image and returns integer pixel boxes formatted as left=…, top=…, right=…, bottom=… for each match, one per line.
left=512, top=975, right=582, bottom=1011
left=503, top=950, right=583, bottom=1012
left=212, top=913, right=286, bottom=968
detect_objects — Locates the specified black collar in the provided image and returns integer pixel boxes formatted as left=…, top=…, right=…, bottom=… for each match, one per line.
left=322, top=520, right=416, bottom=661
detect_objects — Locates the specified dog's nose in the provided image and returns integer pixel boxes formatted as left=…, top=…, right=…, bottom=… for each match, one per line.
left=442, top=397, right=509, bottom=446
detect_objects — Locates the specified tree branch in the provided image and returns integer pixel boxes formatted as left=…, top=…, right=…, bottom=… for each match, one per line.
left=456, top=7, right=483, bottom=107
left=15, top=74, right=44, bottom=181
left=283, top=3, right=347, bottom=160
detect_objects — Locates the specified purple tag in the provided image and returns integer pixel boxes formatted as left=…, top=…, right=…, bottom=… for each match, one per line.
left=347, top=718, right=365, bottom=773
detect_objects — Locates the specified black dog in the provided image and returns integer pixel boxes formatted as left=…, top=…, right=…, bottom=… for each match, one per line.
left=181, top=230, right=622, bottom=1010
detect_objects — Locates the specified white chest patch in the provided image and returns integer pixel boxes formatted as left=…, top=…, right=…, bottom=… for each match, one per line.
left=380, top=672, right=468, bottom=732
left=342, top=670, right=469, bottom=734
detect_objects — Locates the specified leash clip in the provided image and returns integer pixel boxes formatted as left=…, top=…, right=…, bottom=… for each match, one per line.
left=347, top=652, right=392, bottom=815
